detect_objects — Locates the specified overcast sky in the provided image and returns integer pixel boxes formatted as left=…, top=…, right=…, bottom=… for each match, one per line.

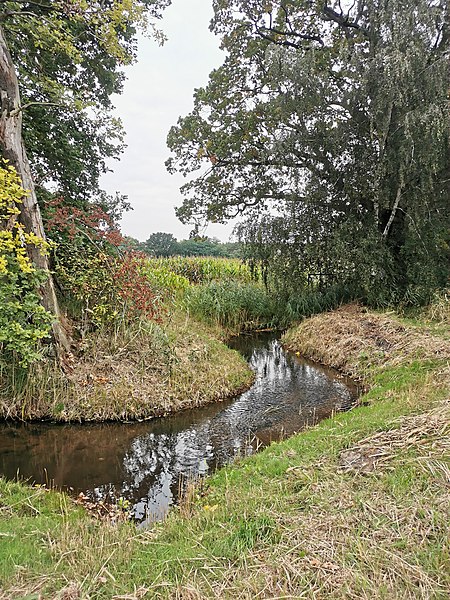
left=101, top=0, right=236, bottom=243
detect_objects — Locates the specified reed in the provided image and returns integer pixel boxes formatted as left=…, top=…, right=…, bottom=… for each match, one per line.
left=184, top=280, right=275, bottom=332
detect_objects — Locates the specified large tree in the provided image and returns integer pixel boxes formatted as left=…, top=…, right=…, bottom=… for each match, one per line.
left=0, top=0, right=170, bottom=353
left=167, top=0, right=449, bottom=301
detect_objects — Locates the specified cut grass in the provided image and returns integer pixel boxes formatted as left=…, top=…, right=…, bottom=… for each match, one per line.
left=0, top=305, right=449, bottom=598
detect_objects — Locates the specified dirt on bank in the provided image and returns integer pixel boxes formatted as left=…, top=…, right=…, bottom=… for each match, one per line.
left=282, top=303, right=450, bottom=380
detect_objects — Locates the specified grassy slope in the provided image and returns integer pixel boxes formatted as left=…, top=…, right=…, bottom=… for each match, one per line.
left=0, top=311, right=253, bottom=421
left=0, top=305, right=449, bottom=599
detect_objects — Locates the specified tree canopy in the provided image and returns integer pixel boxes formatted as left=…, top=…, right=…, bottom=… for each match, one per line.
left=167, top=0, right=449, bottom=303
left=1, top=0, right=171, bottom=207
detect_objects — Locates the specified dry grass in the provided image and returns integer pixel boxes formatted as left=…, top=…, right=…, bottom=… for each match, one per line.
left=282, top=303, right=450, bottom=380
left=339, top=397, right=450, bottom=475
left=0, top=312, right=253, bottom=421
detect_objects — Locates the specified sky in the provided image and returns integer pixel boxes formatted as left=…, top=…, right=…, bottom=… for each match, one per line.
left=101, top=0, right=236, bottom=243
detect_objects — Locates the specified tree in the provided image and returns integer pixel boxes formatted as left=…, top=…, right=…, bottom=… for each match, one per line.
left=167, top=1, right=449, bottom=302
left=0, top=1, right=170, bottom=355
left=144, top=232, right=179, bottom=256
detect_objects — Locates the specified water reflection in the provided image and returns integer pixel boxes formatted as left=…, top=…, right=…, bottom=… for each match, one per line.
left=0, top=334, right=358, bottom=522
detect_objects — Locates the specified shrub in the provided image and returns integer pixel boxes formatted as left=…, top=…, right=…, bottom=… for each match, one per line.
left=55, top=246, right=163, bottom=334
left=0, top=161, right=53, bottom=366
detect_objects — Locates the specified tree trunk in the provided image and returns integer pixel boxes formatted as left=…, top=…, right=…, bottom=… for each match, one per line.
left=0, top=24, right=71, bottom=356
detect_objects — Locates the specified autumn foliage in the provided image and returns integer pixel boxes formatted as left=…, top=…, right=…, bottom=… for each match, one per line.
left=44, top=198, right=163, bottom=334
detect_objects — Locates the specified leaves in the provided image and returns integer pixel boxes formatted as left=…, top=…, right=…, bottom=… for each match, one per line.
left=0, top=162, right=53, bottom=366
left=2, top=0, right=171, bottom=206
left=168, top=0, right=449, bottom=303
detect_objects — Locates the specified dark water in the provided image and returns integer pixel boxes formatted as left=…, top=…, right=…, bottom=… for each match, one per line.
left=0, top=333, right=358, bottom=522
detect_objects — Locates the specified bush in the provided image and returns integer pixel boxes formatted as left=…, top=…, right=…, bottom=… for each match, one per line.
left=55, top=246, right=163, bottom=335
left=0, top=161, right=53, bottom=366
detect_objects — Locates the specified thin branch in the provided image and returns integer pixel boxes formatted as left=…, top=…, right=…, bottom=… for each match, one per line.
left=383, top=171, right=405, bottom=238
left=10, top=101, right=63, bottom=117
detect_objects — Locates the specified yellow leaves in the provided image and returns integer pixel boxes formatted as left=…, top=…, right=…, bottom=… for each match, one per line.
left=0, top=161, right=49, bottom=275
left=203, top=504, right=219, bottom=512
left=93, top=1, right=149, bottom=64
left=0, top=160, right=27, bottom=220
left=0, top=256, right=7, bottom=275
left=0, top=229, right=35, bottom=274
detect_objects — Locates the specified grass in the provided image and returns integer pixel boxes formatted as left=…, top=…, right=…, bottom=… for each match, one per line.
left=0, top=305, right=449, bottom=598
left=0, top=311, right=253, bottom=421
left=184, top=280, right=276, bottom=333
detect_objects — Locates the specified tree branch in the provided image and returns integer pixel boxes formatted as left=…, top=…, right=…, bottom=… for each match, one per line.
left=322, top=3, right=370, bottom=37
left=9, top=100, right=63, bottom=117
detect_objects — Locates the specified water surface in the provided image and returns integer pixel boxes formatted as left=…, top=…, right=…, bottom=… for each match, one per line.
left=0, top=333, right=357, bottom=522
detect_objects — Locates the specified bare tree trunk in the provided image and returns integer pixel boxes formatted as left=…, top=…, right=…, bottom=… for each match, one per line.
left=383, top=171, right=405, bottom=239
left=0, top=24, right=71, bottom=356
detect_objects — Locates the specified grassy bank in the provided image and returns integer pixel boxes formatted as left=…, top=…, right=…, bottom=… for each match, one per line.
left=1, top=255, right=270, bottom=421
left=0, top=305, right=449, bottom=598
left=0, top=311, right=253, bottom=421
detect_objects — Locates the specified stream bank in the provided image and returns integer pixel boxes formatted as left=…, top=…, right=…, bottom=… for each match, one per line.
left=0, top=333, right=358, bottom=523
left=0, top=305, right=449, bottom=599
left=0, top=311, right=253, bottom=422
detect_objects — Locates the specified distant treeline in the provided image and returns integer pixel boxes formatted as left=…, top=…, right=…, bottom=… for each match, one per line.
left=123, top=232, right=242, bottom=258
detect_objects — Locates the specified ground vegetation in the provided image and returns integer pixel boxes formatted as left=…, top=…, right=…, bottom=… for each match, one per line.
left=0, top=303, right=448, bottom=598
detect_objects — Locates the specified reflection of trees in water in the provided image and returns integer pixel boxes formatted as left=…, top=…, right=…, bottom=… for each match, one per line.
left=0, top=334, right=357, bottom=522
left=121, top=423, right=217, bottom=519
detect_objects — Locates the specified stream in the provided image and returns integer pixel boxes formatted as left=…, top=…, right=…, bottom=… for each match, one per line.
left=0, top=333, right=358, bottom=523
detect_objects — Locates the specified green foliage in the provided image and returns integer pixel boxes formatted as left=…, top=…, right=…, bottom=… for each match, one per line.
left=176, top=237, right=240, bottom=257
left=144, top=231, right=179, bottom=257
left=54, top=243, right=116, bottom=330
left=2, top=1, right=171, bottom=212
left=55, top=245, right=162, bottom=334
left=275, top=285, right=355, bottom=327
left=185, top=280, right=275, bottom=331
left=167, top=0, right=449, bottom=306
left=146, top=255, right=253, bottom=285
left=0, top=162, right=53, bottom=366
left=140, top=263, right=190, bottom=301
left=141, top=232, right=243, bottom=258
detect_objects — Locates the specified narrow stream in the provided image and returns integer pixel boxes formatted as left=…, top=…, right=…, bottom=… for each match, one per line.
left=0, top=333, right=358, bottom=522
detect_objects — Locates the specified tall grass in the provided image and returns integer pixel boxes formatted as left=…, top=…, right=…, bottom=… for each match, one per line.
left=143, top=257, right=356, bottom=331
left=185, top=280, right=276, bottom=331
left=275, top=284, right=356, bottom=326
